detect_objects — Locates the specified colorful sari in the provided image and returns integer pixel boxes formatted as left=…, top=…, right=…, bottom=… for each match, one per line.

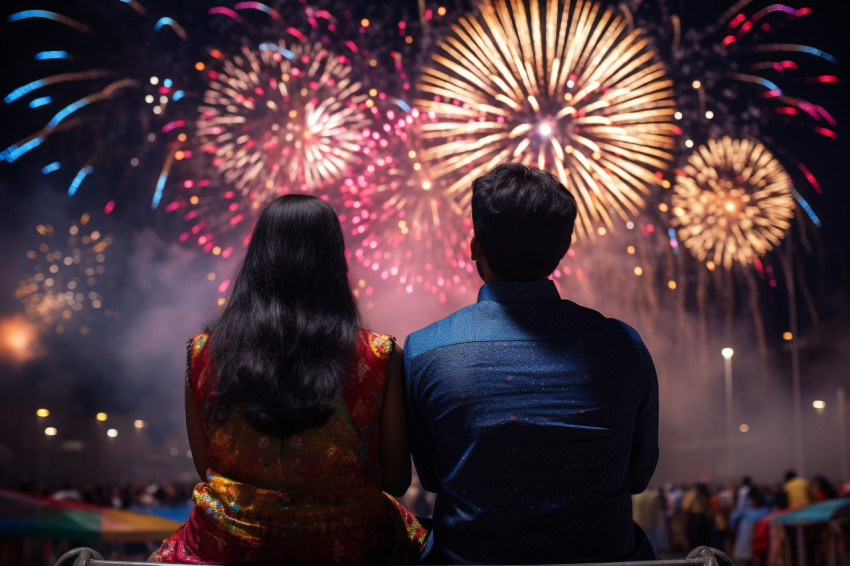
left=152, top=330, right=427, bottom=564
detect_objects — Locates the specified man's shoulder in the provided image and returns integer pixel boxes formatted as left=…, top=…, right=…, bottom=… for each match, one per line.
left=404, top=298, right=645, bottom=359
left=404, top=303, right=479, bottom=359
left=557, top=299, right=645, bottom=343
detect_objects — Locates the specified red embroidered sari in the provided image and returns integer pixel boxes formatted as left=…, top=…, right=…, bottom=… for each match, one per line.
left=152, top=329, right=427, bottom=564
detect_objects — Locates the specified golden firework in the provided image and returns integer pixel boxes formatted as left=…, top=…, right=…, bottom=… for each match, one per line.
left=671, top=137, right=795, bottom=268
left=14, top=214, right=117, bottom=334
left=415, top=0, right=677, bottom=239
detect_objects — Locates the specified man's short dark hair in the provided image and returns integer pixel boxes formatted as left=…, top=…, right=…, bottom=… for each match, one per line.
left=472, top=163, right=577, bottom=281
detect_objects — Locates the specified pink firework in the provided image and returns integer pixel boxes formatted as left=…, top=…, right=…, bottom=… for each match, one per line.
left=350, top=104, right=478, bottom=303
left=166, top=5, right=392, bottom=259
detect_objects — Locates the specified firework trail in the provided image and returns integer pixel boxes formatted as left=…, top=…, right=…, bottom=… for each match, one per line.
left=14, top=213, right=119, bottom=335
left=628, top=0, right=839, bottom=192
left=413, top=0, right=678, bottom=240
left=0, top=1, right=192, bottom=208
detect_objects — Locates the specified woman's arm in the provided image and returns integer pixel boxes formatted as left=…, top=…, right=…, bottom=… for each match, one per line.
left=379, top=343, right=412, bottom=497
left=185, top=378, right=210, bottom=482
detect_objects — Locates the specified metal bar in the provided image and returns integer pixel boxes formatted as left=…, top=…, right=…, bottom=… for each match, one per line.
left=838, top=387, right=848, bottom=481
left=724, top=354, right=734, bottom=479
left=80, top=561, right=706, bottom=566
left=56, top=546, right=734, bottom=566
left=787, top=235, right=804, bottom=474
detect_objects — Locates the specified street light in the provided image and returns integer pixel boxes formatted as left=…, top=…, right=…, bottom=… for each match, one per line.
left=96, top=412, right=108, bottom=422
left=839, top=388, right=848, bottom=481
left=34, top=408, right=51, bottom=479
left=44, top=427, right=57, bottom=436
left=786, top=239, right=804, bottom=474
left=722, top=348, right=734, bottom=479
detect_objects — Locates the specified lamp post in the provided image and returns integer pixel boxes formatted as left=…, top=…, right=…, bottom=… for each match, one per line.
left=786, top=237, right=804, bottom=474
left=131, top=420, right=145, bottom=484
left=839, top=388, right=848, bottom=482
left=94, top=412, right=108, bottom=485
left=722, top=348, right=735, bottom=479
left=44, top=426, right=57, bottom=490
left=35, top=409, right=50, bottom=482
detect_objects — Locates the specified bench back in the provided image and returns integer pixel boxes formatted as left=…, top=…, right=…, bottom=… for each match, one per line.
left=55, top=545, right=735, bottom=566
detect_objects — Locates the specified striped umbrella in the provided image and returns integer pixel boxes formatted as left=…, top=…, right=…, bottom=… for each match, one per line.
left=0, top=489, right=180, bottom=542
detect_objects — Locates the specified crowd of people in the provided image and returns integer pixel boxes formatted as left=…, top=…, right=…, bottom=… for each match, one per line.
left=10, top=468, right=848, bottom=566
left=632, top=472, right=850, bottom=565
left=41, top=479, right=193, bottom=511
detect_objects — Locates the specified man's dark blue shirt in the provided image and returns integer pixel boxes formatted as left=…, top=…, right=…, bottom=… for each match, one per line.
left=403, top=281, right=659, bottom=564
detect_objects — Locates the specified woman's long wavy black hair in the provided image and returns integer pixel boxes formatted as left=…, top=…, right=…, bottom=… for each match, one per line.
left=208, top=194, right=360, bottom=437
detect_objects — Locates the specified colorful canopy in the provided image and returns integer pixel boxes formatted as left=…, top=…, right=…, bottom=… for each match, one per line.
left=0, top=489, right=180, bottom=542
left=770, top=497, right=850, bottom=525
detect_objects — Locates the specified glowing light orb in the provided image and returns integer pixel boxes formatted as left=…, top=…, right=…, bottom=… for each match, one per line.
left=415, top=0, right=677, bottom=239
left=0, top=315, right=44, bottom=364
left=671, top=137, right=794, bottom=269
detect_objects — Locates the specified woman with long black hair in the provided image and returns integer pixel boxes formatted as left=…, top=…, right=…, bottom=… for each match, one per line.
left=153, top=195, right=427, bottom=564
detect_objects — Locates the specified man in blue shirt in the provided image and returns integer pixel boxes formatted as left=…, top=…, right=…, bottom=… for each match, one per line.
left=403, top=163, right=659, bottom=564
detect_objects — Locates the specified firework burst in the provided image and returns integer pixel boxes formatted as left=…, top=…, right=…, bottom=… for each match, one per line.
left=14, top=213, right=119, bottom=334
left=670, top=136, right=794, bottom=269
left=414, top=0, right=677, bottom=239
left=195, top=40, right=374, bottom=200
left=167, top=4, right=396, bottom=260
